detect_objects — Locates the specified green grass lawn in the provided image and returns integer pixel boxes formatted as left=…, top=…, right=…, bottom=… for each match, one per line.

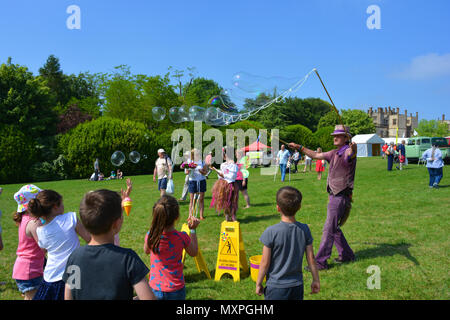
left=0, top=157, right=449, bottom=300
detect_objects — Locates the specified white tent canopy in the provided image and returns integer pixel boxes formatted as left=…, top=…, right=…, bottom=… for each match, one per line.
left=352, top=134, right=385, bottom=157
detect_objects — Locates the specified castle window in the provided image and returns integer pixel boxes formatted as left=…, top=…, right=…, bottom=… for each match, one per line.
left=393, top=119, right=397, bottom=125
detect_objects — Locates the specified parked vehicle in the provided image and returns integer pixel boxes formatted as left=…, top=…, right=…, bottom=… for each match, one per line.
left=405, top=137, right=450, bottom=163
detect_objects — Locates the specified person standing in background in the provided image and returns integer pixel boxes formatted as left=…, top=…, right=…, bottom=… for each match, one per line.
left=94, top=158, right=100, bottom=181
left=422, top=143, right=444, bottom=189
left=179, top=151, right=191, bottom=201
left=396, top=140, right=406, bottom=170
left=276, top=145, right=291, bottom=182
left=386, top=142, right=396, bottom=171
left=153, top=149, right=173, bottom=197
left=292, top=149, right=300, bottom=173
left=303, top=154, right=312, bottom=173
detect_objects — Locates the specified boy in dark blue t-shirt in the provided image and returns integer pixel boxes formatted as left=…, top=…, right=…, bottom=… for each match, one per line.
left=256, top=186, right=320, bottom=300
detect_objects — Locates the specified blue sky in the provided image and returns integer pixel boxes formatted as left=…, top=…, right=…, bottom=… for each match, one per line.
left=1, top=0, right=449, bottom=120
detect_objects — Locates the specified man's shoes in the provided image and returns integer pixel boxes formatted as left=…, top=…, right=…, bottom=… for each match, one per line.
left=333, top=257, right=355, bottom=264
left=433, top=182, right=439, bottom=189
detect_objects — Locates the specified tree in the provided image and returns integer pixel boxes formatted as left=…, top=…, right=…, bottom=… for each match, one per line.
left=246, top=97, right=332, bottom=131
left=341, top=109, right=376, bottom=135
left=39, top=54, right=65, bottom=105
left=183, top=77, right=222, bottom=107
left=168, top=66, right=197, bottom=98
left=100, top=65, right=142, bottom=122
left=280, top=124, right=315, bottom=149
left=0, top=58, right=57, bottom=138
left=57, top=105, right=93, bottom=134
left=318, top=111, right=340, bottom=129
left=0, top=125, right=37, bottom=183
left=39, top=56, right=102, bottom=116
left=416, top=119, right=449, bottom=137
left=314, top=126, right=335, bottom=152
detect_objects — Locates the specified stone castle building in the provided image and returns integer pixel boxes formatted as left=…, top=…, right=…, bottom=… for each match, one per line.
left=367, top=107, right=419, bottom=138
left=440, top=114, right=450, bottom=133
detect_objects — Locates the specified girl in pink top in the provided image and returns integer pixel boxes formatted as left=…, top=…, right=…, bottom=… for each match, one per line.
left=144, top=195, right=199, bottom=300
left=12, top=184, right=46, bottom=300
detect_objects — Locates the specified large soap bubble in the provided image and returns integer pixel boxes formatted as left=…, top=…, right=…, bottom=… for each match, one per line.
left=152, top=107, right=166, bottom=121
left=168, top=107, right=183, bottom=123
left=189, top=106, right=205, bottom=122
left=168, top=69, right=317, bottom=126
left=178, top=106, right=190, bottom=122
left=111, top=151, right=125, bottom=166
left=129, top=151, right=141, bottom=164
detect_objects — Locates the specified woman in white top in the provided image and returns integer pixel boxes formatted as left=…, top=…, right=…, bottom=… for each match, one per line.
left=210, top=146, right=239, bottom=221
left=27, top=190, right=90, bottom=300
left=187, top=149, right=208, bottom=220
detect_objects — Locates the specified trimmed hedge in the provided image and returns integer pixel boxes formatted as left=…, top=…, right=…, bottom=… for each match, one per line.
left=58, top=117, right=162, bottom=179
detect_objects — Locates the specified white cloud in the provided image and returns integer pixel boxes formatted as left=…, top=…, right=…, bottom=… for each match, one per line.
left=392, top=53, right=450, bottom=80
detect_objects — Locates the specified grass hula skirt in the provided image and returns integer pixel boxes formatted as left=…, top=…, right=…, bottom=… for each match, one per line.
left=210, top=179, right=239, bottom=221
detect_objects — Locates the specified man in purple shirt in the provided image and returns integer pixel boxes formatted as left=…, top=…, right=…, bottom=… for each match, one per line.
left=289, top=125, right=357, bottom=270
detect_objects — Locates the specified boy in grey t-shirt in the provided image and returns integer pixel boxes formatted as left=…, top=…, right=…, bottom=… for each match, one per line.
left=256, top=186, right=320, bottom=300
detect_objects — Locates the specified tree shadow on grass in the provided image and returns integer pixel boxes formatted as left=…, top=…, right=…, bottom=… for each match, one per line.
left=354, top=242, right=419, bottom=266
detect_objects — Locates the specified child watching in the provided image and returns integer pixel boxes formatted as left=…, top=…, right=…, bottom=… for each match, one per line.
left=256, top=186, right=320, bottom=300
left=63, top=179, right=155, bottom=300
left=12, top=185, right=46, bottom=299
left=144, top=195, right=200, bottom=300
left=29, top=190, right=91, bottom=300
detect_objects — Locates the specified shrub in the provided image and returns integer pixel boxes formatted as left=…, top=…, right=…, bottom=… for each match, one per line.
left=58, top=117, right=160, bottom=179
left=313, top=126, right=335, bottom=152
left=280, top=124, right=316, bottom=149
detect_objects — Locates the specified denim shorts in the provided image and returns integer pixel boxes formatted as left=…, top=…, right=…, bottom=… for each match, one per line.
left=158, top=178, right=168, bottom=190
left=188, top=180, right=206, bottom=194
left=15, top=276, right=43, bottom=293
left=152, top=286, right=186, bottom=300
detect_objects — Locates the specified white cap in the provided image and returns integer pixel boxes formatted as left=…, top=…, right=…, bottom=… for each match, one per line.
left=158, top=149, right=165, bottom=154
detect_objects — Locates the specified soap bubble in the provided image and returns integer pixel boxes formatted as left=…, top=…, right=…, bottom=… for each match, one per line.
left=168, top=107, right=183, bottom=123
left=111, top=151, right=125, bottom=166
left=129, top=151, right=141, bottom=164
left=152, top=107, right=166, bottom=121
left=204, top=107, right=230, bottom=126
left=169, top=106, right=190, bottom=123
left=189, top=106, right=205, bottom=122
left=178, top=106, right=190, bottom=122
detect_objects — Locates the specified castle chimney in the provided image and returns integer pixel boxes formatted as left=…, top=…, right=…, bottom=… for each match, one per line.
left=416, top=112, right=418, bottom=118
left=443, top=114, right=445, bottom=121
left=405, top=109, right=408, bottom=117
left=396, top=107, right=399, bottom=114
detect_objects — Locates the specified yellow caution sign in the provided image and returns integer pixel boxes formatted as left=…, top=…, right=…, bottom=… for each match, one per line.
left=181, top=223, right=211, bottom=279
left=214, top=221, right=248, bottom=282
